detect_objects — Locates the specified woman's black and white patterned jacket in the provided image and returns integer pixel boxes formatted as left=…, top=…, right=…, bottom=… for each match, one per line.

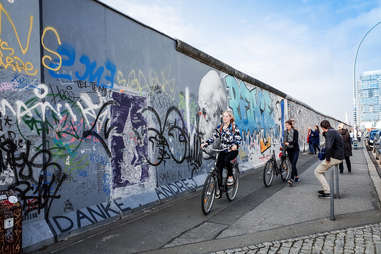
left=205, top=123, right=242, bottom=151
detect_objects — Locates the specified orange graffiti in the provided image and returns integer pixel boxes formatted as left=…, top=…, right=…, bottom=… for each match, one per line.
left=260, top=137, right=271, bottom=153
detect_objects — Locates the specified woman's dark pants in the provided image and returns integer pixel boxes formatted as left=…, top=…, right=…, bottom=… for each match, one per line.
left=287, top=149, right=299, bottom=180
left=216, top=150, right=238, bottom=187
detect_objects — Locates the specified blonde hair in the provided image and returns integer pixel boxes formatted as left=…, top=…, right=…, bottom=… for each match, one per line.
left=220, top=110, right=236, bottom=133
left=338, top=123, right=344, bottom=130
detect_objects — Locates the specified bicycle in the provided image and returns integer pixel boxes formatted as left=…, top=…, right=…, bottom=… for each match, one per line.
left=263, top=146, right=291, bottom=187
left=201, top=148, right=240, bottom=215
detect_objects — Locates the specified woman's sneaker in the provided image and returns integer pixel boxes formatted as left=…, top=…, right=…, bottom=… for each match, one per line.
left=215, top=189, right=221, bottom=199
left=294, top=177, right=300, bottom=183
left=227, top=176, right=234, bottom=186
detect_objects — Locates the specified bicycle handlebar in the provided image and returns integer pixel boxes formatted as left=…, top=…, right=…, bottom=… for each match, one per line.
left=201, top=147, right=229, bottom=153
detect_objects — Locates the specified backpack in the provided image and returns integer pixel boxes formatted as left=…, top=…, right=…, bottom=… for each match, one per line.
left=318, top=147, right=326, bottom=160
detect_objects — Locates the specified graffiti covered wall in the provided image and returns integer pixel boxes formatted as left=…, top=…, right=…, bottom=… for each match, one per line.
left=287, top=101, right=344, bottom=151
left=0, top=0, right=348, bottom=250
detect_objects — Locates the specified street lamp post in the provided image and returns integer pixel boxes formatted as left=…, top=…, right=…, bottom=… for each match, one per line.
left=353, top=21, right=381, bottom=133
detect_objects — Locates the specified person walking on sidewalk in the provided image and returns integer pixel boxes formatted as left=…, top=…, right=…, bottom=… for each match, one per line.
left=284, top=120, right=300, bottom=184
left=311, top=125, right=321, bottom=154
left=307, top=128, right=315, bottom=154
left=338, top=123, right=352, bottom=174
left=314, top=120, right=344, bottom=198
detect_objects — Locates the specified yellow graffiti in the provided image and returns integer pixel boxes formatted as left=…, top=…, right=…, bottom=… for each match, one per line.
left=0, top=3, right=33, bottom=55
left=127, top=69, right=147, bottom=94
left=41, top=26, right=62, bottom=71
left=0, top=38, right=38, bottom=76
left=116, top=68, right=176, bottom=96
left=116, top=70, right=127, bottom=87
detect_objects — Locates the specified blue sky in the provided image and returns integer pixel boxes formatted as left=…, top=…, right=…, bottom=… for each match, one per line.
left=100, top=0, right=381, bottom=123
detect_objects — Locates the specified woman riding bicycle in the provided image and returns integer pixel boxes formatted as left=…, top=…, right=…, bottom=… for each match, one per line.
left=201, top=110, right=242, bottom=198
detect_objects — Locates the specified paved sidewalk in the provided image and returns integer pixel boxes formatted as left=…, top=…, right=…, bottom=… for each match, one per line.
left=209, top=148, right=381, bottom=254
left=213, top=222, right=381, bottom=254
left=218, top=148, right=379, bottom=238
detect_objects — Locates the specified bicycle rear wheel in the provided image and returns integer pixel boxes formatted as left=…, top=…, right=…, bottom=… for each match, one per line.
left=226, top=166, right=239, bottom=201
left=280, top=158, right=291, bottom=182
left=263, top=160, right=274, bottom=187
left=201, top=174, right=216, bottom=215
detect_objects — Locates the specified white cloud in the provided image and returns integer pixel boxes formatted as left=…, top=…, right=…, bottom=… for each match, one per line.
left=98, top=0, right=197, bottom=40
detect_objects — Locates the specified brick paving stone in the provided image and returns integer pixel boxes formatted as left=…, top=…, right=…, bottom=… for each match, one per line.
left=278, top=247, right=290, bottom=254
left=365, top=243, right=375, bottom=254
left=248, top=245, right=257, bottom=250
left=289, top=248, right=300, bottom=254
left=216, top=223, right=381, bottom=254
left=256, top=247, right=270, bottom=254
left=281, top=241, right=293, bottom=248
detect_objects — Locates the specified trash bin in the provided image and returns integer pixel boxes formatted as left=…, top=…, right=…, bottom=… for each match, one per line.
left=0, top=190, right=22, bottom=254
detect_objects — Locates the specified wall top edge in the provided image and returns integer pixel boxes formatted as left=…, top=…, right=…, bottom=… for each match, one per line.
left=93, top=0, right=175, bottom=41
left=92, top=0, right=349, bottom=127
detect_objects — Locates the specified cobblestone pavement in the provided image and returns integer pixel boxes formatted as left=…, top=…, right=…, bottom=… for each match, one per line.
left=213, top=223, right=381, bottom=254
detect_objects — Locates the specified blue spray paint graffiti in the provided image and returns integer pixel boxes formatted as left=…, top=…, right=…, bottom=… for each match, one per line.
left=224, top=75, right=283, bottom=156
left=47, top=42, right=116, bottom=89
left=225, top=75, right=278, bottom=136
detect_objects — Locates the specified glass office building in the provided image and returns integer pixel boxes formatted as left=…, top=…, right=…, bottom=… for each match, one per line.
left=358, top=70, right=381, bottom=128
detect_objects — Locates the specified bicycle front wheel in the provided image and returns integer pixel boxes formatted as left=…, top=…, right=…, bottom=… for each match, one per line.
left=201, top=174, right=216, bottom=215
left=263, top=160, right=274, bottom=187
left=226, top=166, right=239, bottom=201
left=280, top=158, right=291, bottom=182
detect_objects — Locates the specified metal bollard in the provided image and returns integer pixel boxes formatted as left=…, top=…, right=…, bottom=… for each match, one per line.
left=330, top=168, right=335, bottom=221
left=335, top=165, right=340, bottom=199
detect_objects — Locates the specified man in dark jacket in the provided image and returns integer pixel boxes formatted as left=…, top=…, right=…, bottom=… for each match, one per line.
left=338, top=123, right=352, bottom=173
left=314, top=120, right=344, bottom=198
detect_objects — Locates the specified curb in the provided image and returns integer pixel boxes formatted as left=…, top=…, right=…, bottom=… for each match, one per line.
left=363, top=149, right=381, bottom=204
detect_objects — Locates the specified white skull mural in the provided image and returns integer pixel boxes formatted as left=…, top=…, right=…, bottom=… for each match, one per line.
left=198, top=70, right=228, bottom=141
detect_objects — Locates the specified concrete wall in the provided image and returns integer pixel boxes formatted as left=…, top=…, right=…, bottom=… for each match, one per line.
left=0, top=0, right=348, bottom=250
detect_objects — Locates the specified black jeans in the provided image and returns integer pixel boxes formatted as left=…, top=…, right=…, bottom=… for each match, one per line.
left=216, top=150, right=238, bottom=187
left=313, top=144, right=320, bottom=154
left=339, top=156, right=351, bottom=173
left=287, top=149, right=299, bottom=179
